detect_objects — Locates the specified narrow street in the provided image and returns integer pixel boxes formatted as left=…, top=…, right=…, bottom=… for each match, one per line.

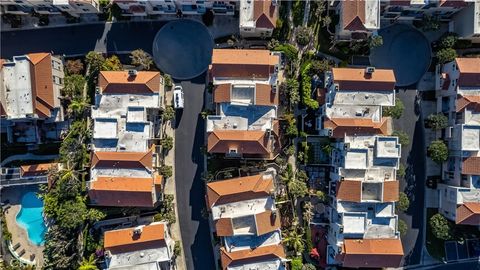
left=173, top=77, right=216, bottom=270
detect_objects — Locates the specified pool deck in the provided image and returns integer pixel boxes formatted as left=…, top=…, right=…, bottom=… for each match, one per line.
left=2, top=185, right=45, bottom=268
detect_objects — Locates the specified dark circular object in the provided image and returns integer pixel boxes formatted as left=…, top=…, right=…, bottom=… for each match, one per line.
left=370, top=24, right=431, bottom=87
left=152, top=19, right=213, bottom=80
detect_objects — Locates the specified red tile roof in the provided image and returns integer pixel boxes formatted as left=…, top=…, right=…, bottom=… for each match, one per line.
left=324, top=117, right=390, bottom=138
left=213, top=83, right=278, bottom=106
left=91, top=150, right=153, bottom=170
left=336, top=180, right=361, bottom=202
left=206, top=174, right=274, bottom=208
left=455, top=58, right=480, bottom=87
left=220, top=244, right=286, bottom=270
left=253, top=0, right=278, bottom=29
left=28, top=53, right=56, bottom=118
left=20, top=162, right=57, bottom=177
left=439, top=0, right=467, bottom=8
left=98, top=71, right=161, bottom=94
left=462, top=156, right=480, bottom=175
left=207, top=130, right=271, bottom=156
left=88, top=178, right=157, bottom=207
left=104, top=222, right=166, bottom=254
left=210, top=49, right=279, bottom=78
left=340, top=239, right=404, bottom=268
left=456, top=95, right=480, bottom=112
left=383, top=181, right=400, bottom=202
left=341, top=0, right=367, bottom=31
left=332, top=68, right=396, bottom=91
left=456, top=202, right=480, bottom=225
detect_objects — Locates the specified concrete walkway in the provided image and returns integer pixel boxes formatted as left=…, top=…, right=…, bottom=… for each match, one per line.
left=1, top=154, right=58, bottom=167
left=162, top=87, right=187, bottom=270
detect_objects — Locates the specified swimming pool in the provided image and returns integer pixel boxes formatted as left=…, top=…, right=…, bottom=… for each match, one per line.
left=16, top=192, right=47, bottom=246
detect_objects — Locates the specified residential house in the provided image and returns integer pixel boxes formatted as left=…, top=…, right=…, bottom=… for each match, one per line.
left=0, top=0, right=33, bottom=15
left=435, top=58, right=480, bottom=227
left=380, top=0, right=472, bottom=24
left=53, top=0, right=100, bottom=16
left=330, top=0, right=380, bottom=41
left=207, top=49, right=282, bottom=160
left=175, top=0, right=206, bottom=14
left=0, top=53, right=64, bottom=144
left=87, top=70, right=165, bottom=208
left=239, top=0, right=278, bottom=37
left=112, top=0, right=148, bottom=16
left=103, top=222, right=175, bottom=270
left=206, top=172, right=287, bottom=270
left=451, top=0, right=480, bottom=43
left=318, top=67, right=396, bottom=137
left=0, top=0, right=99, bottom=16
left=147, top=0, right=176, bottom=14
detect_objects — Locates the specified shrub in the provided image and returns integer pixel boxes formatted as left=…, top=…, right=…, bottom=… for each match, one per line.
left=290, top=258, right=303, bottom=270
left=101, top=55, right=122, bottom=71
left=310, top=59, right=331, bottom=75
left=369, top=35, right=383, bottom=48
left=429, top=213, right=451, bottom=240
left=65, top=59, right=84, bottom=75
left=273, top=44, right=298, bottom=62
left=159, top=165, right=173, bottom=178
left=398, top=219, right=408, bottom=236
left=174, top=241, right=182, bottom=257
left=130, top=49, right=153, bottom=70
left=428, top=140, right=449, bottom=163
left=316, top=190, right=327, bottom=202
left=301, top=63, right=319, bottom=110
left=296, top=27, right=311, bottom=46
left=437, top=48, right=457, bottom=64
left=392, top=130, right=410, bottom=146
left=285, top=79, right=300, bottom=106
left=162, top=106, right=175, bottom=121
left=160, top=135, right=174, bottom=152
left=382, top=98, right=404, bottom=119
left=439, top=33, right=458, bottom=49
left=304, top=264, right=316, bottom=270
left=426, top=113, right=448, bottom=130
left=304, top=224, right=313, bottom=252
left=397, top=163, right=406, bottom=178
left=397, top=192, right=410, bottom=212
left=164, top=74, right=173, bottom=88
left=284, top=113, right=298, bottom=138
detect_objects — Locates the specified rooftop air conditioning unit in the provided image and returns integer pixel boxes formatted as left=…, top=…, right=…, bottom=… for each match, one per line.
left=344, top=143, right=350, bottom=151
left=128, top=69, right=138, bottom=77
left=365, top=67, right=375, bottom=74
left=272, top=85, right=277, bottom=93
left=334, top=84, right=339, bottom=91
left=95, top=86, right=101, bottom=94
left=133, top=226, right=143, bottom=235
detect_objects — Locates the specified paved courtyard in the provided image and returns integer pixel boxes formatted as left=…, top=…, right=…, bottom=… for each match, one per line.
left=153, top=20, right=213, bottom=80
left=370, top=24, right=431, bottom=87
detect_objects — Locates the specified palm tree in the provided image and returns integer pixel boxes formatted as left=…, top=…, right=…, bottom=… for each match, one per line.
left=78, top=254, right=98, bottom=270
left=68, top=98, right=89, bottom=118
left=282, top=228, right=305, bottom=255
left=302, top=201, right=314, bottom=225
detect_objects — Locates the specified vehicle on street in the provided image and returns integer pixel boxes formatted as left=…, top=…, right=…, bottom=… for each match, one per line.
left=173, top=85, right=184, bottom=109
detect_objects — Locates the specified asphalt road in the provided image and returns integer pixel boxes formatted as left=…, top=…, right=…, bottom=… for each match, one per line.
left=1, top=21, right=168, bottom=58
left=393, top=89, right=427, bottom=266
left=174, top=75, right=215, bottom=270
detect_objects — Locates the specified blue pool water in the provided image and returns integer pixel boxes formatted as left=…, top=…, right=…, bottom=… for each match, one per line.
left=16, top=192, right=47, bottom=245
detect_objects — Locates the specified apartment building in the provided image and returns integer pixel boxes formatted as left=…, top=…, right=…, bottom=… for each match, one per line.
left=451, top=0, right=480, bottom=43
left=0, top=53, right=64, bottom=144
left=206, top=172, right=287, bottom=270
left=207, top=49, right=282, bottom=160
left=87, top=70, right=165, bottom=208
left=380, top=0, right=471, bottom=23
left=330, top=0, right=381, bottom=41
left=239, top=0, right=278, bottom=37
left=435, top=58, right=480, bottom=227
left=0, top=0, right=100, bottom=16
left=53, top=0, right=100, bottom=16
left=318, top=67, right=396, bottom=137
left=103, top=222, right=175, bottom=270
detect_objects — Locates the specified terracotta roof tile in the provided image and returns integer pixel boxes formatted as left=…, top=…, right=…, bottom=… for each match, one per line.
left=214, top=84, right=231, bottom=103
left=20, top=162, right=57, bottom=177
left=28, top=53, right=56, bottom=118
left=99, top=71, right=161, bottom=94
left=215, top=218, right=234, bottom=236
left=255, top=84, right=278, bottom=106
left=455, top=58, right=480, bottom=87
left=91, top=150, right=153, bottom=170
left=336, top=180, right=362, bottom=202
left=341, top=239, right=403, bottom=268
left=220, top=244, right=286, bottom=270
left=104, top=222, right=166, bottom=254
left=383, top=181, right=399, bottom=202
left=207, top=130, right=271, bottom=155
left=206, top=174, right=274, bottom=208
left=210, top=49, right=279, bottom=78
left=324, top=117, right=390, bottom=138
left=456, top=202, right=480, bottom=225
left=332, top=67, right=396, bottom=91
left=253, top=0, right=278, bottom=29
left=341, top=0, right=366, bottom=31
left=462, top=156, right=480, bottom=175
left=439, top=0, right=467, bottom=7
left=255, top=210, right=281, bottom=236
left=456, top=95, right=480, bottom=112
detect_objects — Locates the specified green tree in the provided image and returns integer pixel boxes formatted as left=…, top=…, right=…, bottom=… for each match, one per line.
left=288, top=179, right=308, bottom=198
left=68, top=98, right=89, bottom=118
left=160, top=135, right=174, bottom=152
left=383, top=98, right=404, bottom=119
left=66, top=59, right=84, bottom=75
left=392, top=130, right=410, bottom=146
left=398, top=219, right=408, bottom=236
left=302, top=201, right=314, bottom=225
left=301, top=63, right=319, bottom=110
left=78, top=254, right=98, bottom=270
left=296, top=27, right=311, bottom=46
left=304, top=264, right=316, bottom=270
left=130, top=49, right=153, bottom=70
left=421, top=15, right=440, bottom=31
left=310, top=59, right=331, bottom=75
left=101, top=55, right=122, bottom=71
left=174, top=241, right=182, bottom=257
left=369, top=35, right=383, bottom=48
left=428, top=140, right=449, bottom=163
left=439, top=33, right=458, bottom=49
left=285, top=79, right=300, bottom=106
left=159, top=165, right=173, bottom=178
left=283, top=229, right=305, bottom=254
left=63, top=75, right=86, bottom=98
left=437, top=48, right=457, bottom=64
left=290, top=257, right=303, bottom=270
left=426, top=113, right=448, bottom=130
left=162, top=106, right=175, bottom=121
left=429, top=213, right=451, bottom=240
left=316, top=190, right=327, bottom=202
left=284, top=113, right=298, bottom=138
left=85, top=51, right=105, bottom=74
left=273, top=44, right=298, bottom=61
left=397, top=192, right=410, bottom=212
left=397, top=163, right=406, bottom=178
left=164, top=74, right=173, bottom=87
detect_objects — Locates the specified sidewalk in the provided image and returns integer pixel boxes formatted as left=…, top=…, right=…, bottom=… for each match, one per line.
left=162, top=87, right=187, bottom=270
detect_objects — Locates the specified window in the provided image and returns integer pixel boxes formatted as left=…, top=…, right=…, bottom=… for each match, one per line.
left=52, top=76, right=63, bottom=85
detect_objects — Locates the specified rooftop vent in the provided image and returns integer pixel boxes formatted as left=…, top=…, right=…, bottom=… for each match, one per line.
left=128, top=69, right=138, bottom=77
left=133, top=226, right=143, bottom=235
left=365, top=67, right=375, bottom=74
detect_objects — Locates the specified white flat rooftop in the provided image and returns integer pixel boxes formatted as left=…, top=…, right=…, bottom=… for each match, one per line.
left=224, top=230, right=281, bottom=252
left=333, top=91, right=394, bottom=106
left=107, top=246, right=170, bottom=270
left=375, top=137, right=400, bottom=158
left=207, top=104, right=275, bottom=132
left=2, top=57, right=34, bottom=119
left=91, top=168, right=152, bottom=179
left=228, top=258, right=284, bottom=270
left=211, top=197, right=274, bottom=220
left=364, top=0, right=380, bottom=30
left=462, top=125, right=480, bottom=151
left=94, top=118, right=118, bottom=139
left=345, top=150, right=368, bottom=169
left=326, top=105, right=381, bottom=122
left=342, top=213, right=366, bottom=234
left=127, top=107, right=146, bottom=123
left=239, top=0, right=254, bottom=28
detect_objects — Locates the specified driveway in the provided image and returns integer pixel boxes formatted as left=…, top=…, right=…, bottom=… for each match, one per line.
left=370, top=24, right=431, bottom=87
left=393, top=90, right=427, bottom=266
left=153, top=20, right=213, bottom=80
left=174, top=75, right=215, bottom=270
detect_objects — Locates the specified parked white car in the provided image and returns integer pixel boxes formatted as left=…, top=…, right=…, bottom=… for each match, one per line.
left=173, top=85, right=184, bottom=109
